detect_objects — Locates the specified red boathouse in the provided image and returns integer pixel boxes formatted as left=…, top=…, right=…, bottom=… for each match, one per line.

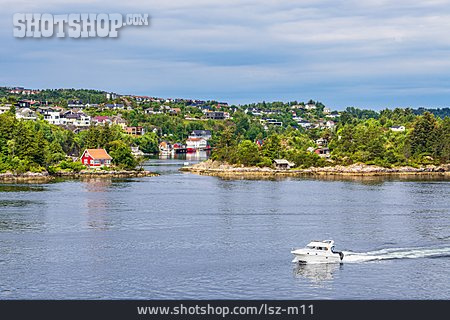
left=80, top=149, right=113, bottom=167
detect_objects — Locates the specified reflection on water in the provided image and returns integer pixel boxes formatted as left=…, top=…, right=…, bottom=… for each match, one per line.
left=0, top=158, right=449, bottom=299
left=218, top=174, right=450, bottom=185
left=157, top=150, right=211, bottom=162
left=0, top=220, right=44, bottom=231
left=0, top=185, right=46, bottom=192
left=294, top=263, right=342, bottom=282
left=83, top=179, right=114, bottom=231
left=0, top=200, right=40, bottom=207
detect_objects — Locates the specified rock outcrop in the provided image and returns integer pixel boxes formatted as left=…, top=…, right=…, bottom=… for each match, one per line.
left=180, top=160, right=450, bottom=178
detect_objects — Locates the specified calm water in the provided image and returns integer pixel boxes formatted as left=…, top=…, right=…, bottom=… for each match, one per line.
left=0, top=158, right=449, bottom=299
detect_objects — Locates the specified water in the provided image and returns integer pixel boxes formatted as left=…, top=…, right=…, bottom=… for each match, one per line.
left=0, top=158, right=449, bottom=299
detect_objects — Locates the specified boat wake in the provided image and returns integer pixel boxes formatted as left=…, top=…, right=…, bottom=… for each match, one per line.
left=342, top=246, right=450, bottom=263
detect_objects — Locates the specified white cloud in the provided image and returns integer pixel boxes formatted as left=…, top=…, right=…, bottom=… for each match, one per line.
left=2, top=0, right=450, bottom=106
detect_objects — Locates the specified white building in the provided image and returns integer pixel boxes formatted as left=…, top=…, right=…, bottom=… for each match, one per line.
left=390, top=126, right=406, bottom=132
left=186, top=137, right=208, bottom=151
left=298, top=120, right=312, bottom=128
left=326, top=120, right=336, bottom=129
left=15, top=108, right=37, bottom=120
left=43, top=110, right=62, bottom=125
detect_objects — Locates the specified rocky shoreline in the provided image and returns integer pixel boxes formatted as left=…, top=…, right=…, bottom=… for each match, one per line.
left=0, top=170, right=159, bottom=182
left=180, top=160, right=450, bottom=178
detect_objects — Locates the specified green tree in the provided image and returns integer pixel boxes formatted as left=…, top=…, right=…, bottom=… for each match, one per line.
left=107, top=140, right=137, bottom=170
left=261, top=134, right=282, bottom=160
left=211, top=126, right=237, bottom=162
left=408, top=112, right=438, bottom=157
left=236, top=140, right=260, bottom=166
left=136, top=132, right=159, bottom=154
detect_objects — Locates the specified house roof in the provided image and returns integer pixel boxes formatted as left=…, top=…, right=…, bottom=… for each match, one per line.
left=273, top=159, right=291, bottom=164
left=93, top=116, right=111, bottom=121
left=65, top=113, right=81, bottom=119
left=84, top=149, right=112, bottom=160
left=187, top=137, right=205, bottom=141
left=191, top=130, right=211, bottom=135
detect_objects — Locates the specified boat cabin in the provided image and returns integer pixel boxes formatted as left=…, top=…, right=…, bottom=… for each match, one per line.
left=306, top=240, right=334, bottom=251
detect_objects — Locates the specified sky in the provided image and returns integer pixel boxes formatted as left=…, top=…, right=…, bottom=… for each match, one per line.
left=1, top=0, right=450, bottom=109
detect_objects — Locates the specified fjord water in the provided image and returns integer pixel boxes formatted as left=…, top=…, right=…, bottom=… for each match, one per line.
left=0, top=158, right=449, bottom=299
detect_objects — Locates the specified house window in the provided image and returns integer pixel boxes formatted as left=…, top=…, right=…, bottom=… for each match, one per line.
left=90, top=160, right=94, bottom=164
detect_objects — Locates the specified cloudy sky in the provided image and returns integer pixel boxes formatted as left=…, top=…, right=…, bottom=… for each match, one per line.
left=1, top=0, right=450, bottom=108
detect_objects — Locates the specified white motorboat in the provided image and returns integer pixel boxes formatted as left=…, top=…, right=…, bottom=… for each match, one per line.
left=291, top=240, right=344, bottom=264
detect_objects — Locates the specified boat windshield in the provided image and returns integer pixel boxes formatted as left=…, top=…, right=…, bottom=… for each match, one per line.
left=307, top=246, right=328, bottom=250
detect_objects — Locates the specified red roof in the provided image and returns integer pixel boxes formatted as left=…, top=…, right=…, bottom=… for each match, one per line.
left=93, top=116, right=110, bottom=121
left=84, top=149, right=112, bottom=160
left=187, top=137, right=205, bottom=141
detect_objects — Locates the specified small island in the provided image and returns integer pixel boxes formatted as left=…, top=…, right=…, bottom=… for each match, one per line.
left=181, top=109, right=450, bottom=179
left=0, top=147, right=158, bottom=183
left=181, top=159, right=450, bottom=179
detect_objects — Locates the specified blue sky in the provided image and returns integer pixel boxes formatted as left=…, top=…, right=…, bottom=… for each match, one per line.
left=2, top=0, right=450, bottom=109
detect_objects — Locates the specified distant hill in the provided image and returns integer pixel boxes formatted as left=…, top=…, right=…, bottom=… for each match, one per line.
left=0, top=87, right=108, bottom=104
left=413, top=107, right=450, bottom=119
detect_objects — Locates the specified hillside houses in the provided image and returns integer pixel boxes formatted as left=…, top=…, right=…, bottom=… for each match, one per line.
left=1, top=86, right=346, bottom=140
left=9, top=87, right=41, bottom=95
left=92, top=115, right=127, bottom=128
left=0, top=103, right=133, bottom=131
left=16, top=108, right=37, bottom=120
left=35, top=107, right=92, bottom=127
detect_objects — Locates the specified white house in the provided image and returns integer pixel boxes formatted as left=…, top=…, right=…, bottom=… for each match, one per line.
left=63, top=111, right=91, bottom=127
left=298, top=120, right=312, bottom=128
left=326, top=120, right=336, bottom=129
left=186, top=137, right=208, bottom=151
left=15, top=108, right=37, bottom=120
left=390, top=126, right=406, bottom=132
left=43, top=110, right=62, bottom=125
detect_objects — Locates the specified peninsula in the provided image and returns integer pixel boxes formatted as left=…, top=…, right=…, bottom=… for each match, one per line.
left=0, top=86, right=449, bottom=180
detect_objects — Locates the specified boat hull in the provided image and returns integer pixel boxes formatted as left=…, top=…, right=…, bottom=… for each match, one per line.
left=291, top=250, right=342, bottom=264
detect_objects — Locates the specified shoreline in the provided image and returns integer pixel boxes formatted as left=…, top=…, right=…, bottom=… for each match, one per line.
left=0, top=170, right=159, bottom=183
left=180, top=160, right=450, bottom=179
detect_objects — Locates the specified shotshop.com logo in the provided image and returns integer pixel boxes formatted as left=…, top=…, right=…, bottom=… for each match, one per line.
left=13, top=13, right=149, bottom=38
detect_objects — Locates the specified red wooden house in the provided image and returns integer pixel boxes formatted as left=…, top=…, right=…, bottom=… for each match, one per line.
left=80, top=149, right=113, bottom=167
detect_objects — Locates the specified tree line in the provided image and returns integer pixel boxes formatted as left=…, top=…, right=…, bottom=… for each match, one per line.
left=212, top=111, right=450, bottom=168
left=0, top=112, right=159, bottom=173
